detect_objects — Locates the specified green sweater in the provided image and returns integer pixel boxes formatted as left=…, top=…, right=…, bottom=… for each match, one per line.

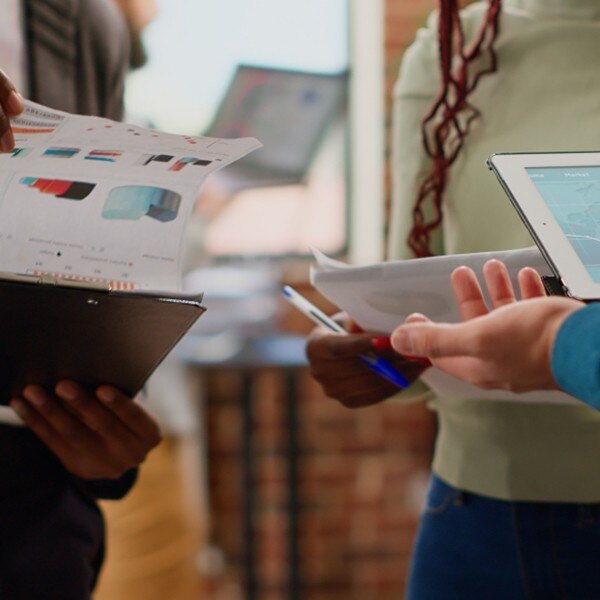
left=389, top=0, right=600, bottom=502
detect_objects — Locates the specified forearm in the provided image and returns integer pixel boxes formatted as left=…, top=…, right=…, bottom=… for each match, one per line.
left=551, top=304, right=600, bottom=409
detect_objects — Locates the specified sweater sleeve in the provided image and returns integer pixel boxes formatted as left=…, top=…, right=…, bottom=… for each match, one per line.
left=551, top=304, right=600, bottom=410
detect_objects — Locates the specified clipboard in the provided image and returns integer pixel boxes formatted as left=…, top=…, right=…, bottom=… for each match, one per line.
left=0, top=273, right=206, bottom=405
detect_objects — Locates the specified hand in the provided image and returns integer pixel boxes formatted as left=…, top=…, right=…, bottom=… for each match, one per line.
left=391, top=260, right=584, bottom=393
left=113, top=0, right=159, bottom=32
left=0, top=70, right=24, bottom=153
left=10, top=381, right=162, bottom=480
left=306, top=312, right=426, bottom=408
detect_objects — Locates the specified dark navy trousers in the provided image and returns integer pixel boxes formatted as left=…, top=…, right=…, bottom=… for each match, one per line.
left=0, top=426, right=105, bottom=600
left=408, top=476, right=600, bottom=599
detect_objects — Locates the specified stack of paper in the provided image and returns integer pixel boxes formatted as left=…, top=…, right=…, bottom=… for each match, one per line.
left=312, top=247, right=579, bottom=405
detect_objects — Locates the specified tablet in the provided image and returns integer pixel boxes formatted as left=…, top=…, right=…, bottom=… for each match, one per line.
left=488, top=152, right=600, bottom=301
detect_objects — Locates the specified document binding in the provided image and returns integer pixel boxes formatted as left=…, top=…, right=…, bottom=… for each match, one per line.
left=0, top=271, right=111, bottom=292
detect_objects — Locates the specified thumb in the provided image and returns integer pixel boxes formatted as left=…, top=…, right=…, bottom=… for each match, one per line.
left=347, top=320, right=364, bottom=334
left=404, top=312, right=431, bottom=325
left=391, top=322, right=476, bottom=359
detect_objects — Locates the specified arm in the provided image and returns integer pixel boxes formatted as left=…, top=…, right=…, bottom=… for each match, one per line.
left=390, top=260, right=590, bottom=399
left=551, top=304, right=600, bottom=409
left=306, top=314, right=426, bottom=409
left=10, top=382, right=161, bottom=492
left=305, top=16, right=441, bottom=409
left=0, top=70, right=155, bottom=497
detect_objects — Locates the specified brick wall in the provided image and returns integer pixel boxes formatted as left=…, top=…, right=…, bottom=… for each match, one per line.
left=206, top=2, right=437, bottom=598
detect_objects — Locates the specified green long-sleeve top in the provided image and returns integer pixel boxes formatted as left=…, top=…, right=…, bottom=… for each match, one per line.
left=390, top=0, right=600, bottom=502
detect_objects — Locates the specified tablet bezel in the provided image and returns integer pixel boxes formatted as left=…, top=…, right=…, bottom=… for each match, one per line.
left=489, top=152, right=600, bottom=301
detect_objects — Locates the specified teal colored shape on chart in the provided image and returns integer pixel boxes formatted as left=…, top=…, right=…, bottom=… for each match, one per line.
left=102, top=186, right=181, bottom=222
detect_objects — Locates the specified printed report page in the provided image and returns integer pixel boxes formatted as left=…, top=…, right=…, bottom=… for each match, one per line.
left=0, top=102, right=261, bottom=291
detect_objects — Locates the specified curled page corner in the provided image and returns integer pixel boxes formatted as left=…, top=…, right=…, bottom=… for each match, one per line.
left=309, top=247, right=353, bottom=285
left=310, top=247, right=351, bottom=271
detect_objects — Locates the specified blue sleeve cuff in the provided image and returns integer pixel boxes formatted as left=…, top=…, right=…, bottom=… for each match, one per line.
left=551, top=304, right=600, bottom=410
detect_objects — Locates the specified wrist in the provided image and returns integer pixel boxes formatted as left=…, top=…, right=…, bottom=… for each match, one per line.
left=547, top=303, right=588, bottom=390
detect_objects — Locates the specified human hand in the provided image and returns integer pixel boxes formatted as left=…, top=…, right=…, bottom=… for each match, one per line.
left=306, top=312, right=426, bottom=408
left=113, top=0, right=159, bottom=32
left=390, top=260, right=584, bottom=393
left=0, top=70, right=24, bottom=153
left=10, top=381, right=162, bottom=480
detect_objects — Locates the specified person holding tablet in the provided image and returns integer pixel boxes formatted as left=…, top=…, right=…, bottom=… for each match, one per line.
left=307, top=0, right=600, bottom=596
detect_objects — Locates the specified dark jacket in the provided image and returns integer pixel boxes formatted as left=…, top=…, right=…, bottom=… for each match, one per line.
left=14, top=0, right=136, bottom=501
left=24, top=0, right=129, bottom=120
left=0, top=5, right=136, bottom=595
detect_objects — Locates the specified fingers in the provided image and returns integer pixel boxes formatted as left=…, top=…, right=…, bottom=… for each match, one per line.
left=347, top=321, right=364, bottom=334
left=10, top=383, right=160, bottom=480
left=483, top=260, right=517, bottom=308
left=96, top=385, right=162, bottom=447
left=391, top=321, right=478, bottom=359
left=330, top=312, right=363, bottom=334
left=10, top=388, right=94, bottom=461
left=0, top=70, right=24, bottom=115
left=10, top=397, right=80, bottom=463
left=310, top=357, right=377, bottom=381
left=518, top=267, right=547, bottom=299
left=336, top=383, right=400, bottom=409
left=54, top=381, right=131, bottom=438
left=21, top=385, right=94, bottom=441
left=321, top=375, right=399, bottom=408
left=306, top=331, right=376, bottom=361
left=0, top=107, right=13, bottom=153
left=0, top=69, right=24, bottom=153
left=451, top=267, right=489, bottom=321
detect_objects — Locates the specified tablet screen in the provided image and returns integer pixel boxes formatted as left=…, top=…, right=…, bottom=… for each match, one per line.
left=526, top=166, right=600, bottom=283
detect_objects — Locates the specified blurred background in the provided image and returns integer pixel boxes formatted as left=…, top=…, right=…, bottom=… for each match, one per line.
left=96, top=1, right=437, bottom=599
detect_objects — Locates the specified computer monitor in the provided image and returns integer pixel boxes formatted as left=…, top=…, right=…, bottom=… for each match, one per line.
left=207, top=65, right=348, bottom=190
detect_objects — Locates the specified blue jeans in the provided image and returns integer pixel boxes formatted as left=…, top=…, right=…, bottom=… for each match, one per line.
left=408, top=476, right=600, bottom=599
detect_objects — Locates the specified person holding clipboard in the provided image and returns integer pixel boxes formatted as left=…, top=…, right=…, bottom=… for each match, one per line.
left=0, top=2, right=161, bottom=597
left=306, top=0, right=600, bottom=597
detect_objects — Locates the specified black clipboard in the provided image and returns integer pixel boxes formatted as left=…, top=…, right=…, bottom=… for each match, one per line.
left=0, top=274, right=206, bottom=405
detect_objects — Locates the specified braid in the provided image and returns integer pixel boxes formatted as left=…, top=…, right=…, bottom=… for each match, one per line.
left=408, top=0, right=503, bottom=257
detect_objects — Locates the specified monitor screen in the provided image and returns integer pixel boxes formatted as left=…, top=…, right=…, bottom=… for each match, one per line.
left=125, top=0, right=349, bottom=258
left=527, top=166, right=600, bottom=282
left=209, top=66, right=347, bottom=177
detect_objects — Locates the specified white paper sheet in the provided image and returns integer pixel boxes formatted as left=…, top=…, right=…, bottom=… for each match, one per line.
left=0, top=101, right=261, bottom=291
left=312, top=247, right=580, bottom=405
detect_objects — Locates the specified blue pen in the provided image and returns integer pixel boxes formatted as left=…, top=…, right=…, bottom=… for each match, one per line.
left=282, top=286, right=410, bottom=389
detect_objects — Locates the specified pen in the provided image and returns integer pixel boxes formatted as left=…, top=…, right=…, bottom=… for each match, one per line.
left=372, top=337, right=433, bottom=368
left=282, top=286, right=411, bottom=389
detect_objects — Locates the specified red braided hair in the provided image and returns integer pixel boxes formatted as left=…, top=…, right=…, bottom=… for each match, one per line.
left=408, top=0, right=503, bottom=257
